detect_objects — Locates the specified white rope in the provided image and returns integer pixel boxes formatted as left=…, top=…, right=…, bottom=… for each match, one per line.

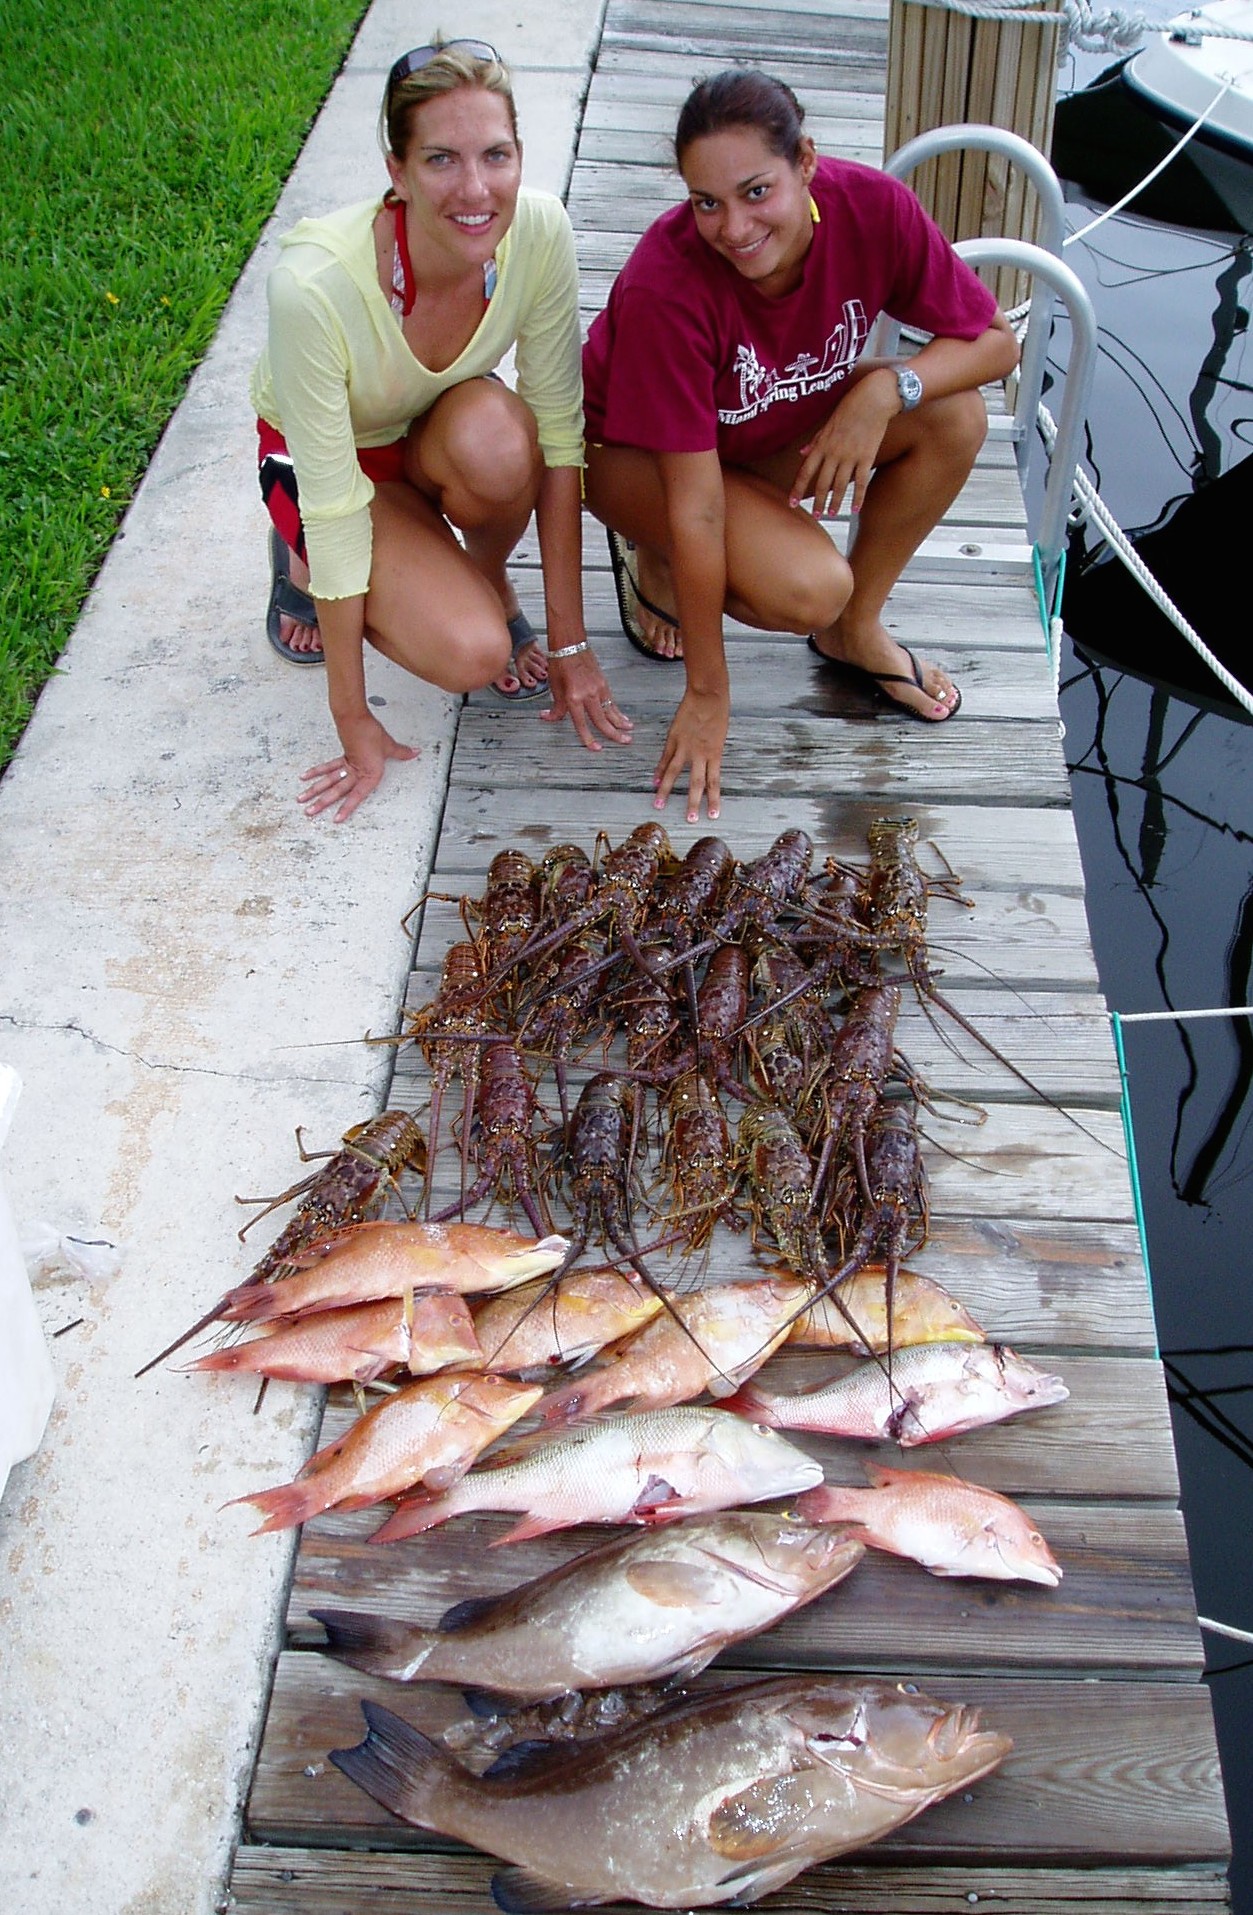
left=901, top=0, right=1253, bottom=58
left=1118, top=1005, right=1253, bottom=1021
left=1036, top=401, right=1253, bottom=716
left=1064, top=75, right=1236, bottom=243
left=1199, top=1615, right=1253, bottom=1644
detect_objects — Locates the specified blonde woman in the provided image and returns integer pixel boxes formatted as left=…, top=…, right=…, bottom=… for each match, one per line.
left=251, top=38, right=630, bottom=820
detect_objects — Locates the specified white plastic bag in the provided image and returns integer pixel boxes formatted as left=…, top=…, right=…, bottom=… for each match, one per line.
left=19, top=1220, right=122, bottom=1285
left=0, top=1066, right=56, bottom=1495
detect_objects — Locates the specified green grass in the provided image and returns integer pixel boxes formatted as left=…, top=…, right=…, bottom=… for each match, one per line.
left=0, top=0, right=369, bottom=766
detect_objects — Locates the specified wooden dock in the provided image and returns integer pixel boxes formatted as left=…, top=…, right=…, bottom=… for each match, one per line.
left=227, top=3, right=1232, bottom=1909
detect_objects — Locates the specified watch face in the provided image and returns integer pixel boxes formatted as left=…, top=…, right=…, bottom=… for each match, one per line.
left=897, top=367, right=923, bottom=409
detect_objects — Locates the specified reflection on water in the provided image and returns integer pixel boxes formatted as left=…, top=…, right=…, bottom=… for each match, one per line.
left=1061, top=643, right=1253, bottom=1912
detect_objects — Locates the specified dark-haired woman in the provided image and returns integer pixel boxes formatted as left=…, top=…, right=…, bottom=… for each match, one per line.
left=583, top=69, right=1019, bottom=822
left=251, top=40, right=631, bottom=821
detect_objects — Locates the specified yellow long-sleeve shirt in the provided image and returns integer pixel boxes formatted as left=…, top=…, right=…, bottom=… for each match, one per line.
left=249, top=188, right=583, bottom=602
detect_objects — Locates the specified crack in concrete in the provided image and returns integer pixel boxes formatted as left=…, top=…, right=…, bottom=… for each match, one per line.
left=0, top=1013, right=365, bottom=1090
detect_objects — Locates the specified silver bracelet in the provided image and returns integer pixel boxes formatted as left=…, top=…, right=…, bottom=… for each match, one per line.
left=547, top=640, right=591, bottom=660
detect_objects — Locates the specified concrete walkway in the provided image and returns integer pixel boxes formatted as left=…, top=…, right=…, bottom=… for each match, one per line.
left=0, top=4, right=605, bottom=1909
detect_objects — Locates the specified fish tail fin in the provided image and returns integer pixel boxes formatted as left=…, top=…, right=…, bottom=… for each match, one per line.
left=311, top=1609, right=433, bottom=1678
left=184, top=1344, right=254, bottom=1373
left=794, top=1484, right=863, bottom=1524
left=715, top=1382, right=769, bottom=1420
left=227, top=1479, right=323, bottom=1534
left=329, top=1699, right=454, bottom=1826
left=369, top=1492, right=451, bottom=1543
left=534, top=1380, right=593, bottom=1427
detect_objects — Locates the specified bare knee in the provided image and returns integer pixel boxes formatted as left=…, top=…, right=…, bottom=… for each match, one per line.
left=929, top=388, right=988, bottom=469
left=380, top=618, right=509, bottom=695
left=440, top=385, right=540, bottom=511
left=447, top=623, right=512, bottom=694
left=761, top=545, right=853, bottom=633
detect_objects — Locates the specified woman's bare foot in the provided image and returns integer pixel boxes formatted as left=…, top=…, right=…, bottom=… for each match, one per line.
left=281, top=550, right=323, bottom=656
left=633, top=546, right=682, bottom=658
left=810, top=618, right=959, bottom=721
left=493, top=594, right=549, bottom=697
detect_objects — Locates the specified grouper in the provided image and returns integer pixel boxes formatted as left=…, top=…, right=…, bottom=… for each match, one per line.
left=314, top=1510, right=864, bottom=1698
left=330, top=1672, right=1012, bottom=1908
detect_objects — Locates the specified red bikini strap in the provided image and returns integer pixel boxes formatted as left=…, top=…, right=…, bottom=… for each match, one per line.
left=391, top=193, right=416, bottom=316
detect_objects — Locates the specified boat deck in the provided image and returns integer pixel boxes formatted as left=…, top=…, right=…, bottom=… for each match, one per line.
left=227, top=3, right=1232, bottom=1908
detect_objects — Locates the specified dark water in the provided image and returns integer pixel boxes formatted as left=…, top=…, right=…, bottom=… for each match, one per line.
left=1061, top=650, right=1253, bottom=1911
left=1049, top=30, right=1253, bottom=1909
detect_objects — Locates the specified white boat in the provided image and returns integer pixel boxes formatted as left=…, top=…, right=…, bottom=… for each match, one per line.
left=1124, top=2, right=1253, bottom=216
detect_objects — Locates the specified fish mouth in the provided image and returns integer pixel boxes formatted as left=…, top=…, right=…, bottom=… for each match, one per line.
left=926, top=1707, right=1013, bottom=1773
left=1005, top=1552, right=1063, bottom=1587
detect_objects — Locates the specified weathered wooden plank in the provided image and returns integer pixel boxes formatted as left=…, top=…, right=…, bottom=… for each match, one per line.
left=285, top=1499, right=1199, bottom=1674
left=429, top=798, right=1090, bottom=894
left=511, top=638, right=1062, bottom=723
left=452, top=709, right=1069, bottom=805
left=581, top=86, right=887, bottom=131
left=908, top=1100, right=1130, bottom=1218
left=616, top=0, right=896, bottom=28
left=605, top=15, right=888, bottom=61
left=247, top=1660, right=1225, bottom=1860
left=486, top=647, right=1065, bottom=727
left=534, top=565, right=1059, bottom=657
left=229, top=1848, right=1231, bottom=1914
left=575, top=118, right=882, bottom=164
left=591, top=48, right=887, bottom=103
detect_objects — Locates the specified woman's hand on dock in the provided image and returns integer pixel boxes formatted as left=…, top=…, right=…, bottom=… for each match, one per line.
left=653, top=685, right=729, bottom=822
left=299, top=713, right=419, bottom=822
left=540, top=647, right=634, bottom=751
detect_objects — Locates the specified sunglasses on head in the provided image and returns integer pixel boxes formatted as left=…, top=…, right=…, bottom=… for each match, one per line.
left=388, top=40, right=500, bottom=92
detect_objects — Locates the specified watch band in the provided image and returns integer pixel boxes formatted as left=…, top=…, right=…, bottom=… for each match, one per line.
left=894, top=365, right=924, bottom=411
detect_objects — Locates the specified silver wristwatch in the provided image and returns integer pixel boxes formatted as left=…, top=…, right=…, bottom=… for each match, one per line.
left=894, top=365, right=924, bottom=411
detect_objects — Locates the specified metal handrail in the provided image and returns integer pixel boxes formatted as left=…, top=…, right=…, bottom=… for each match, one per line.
left=876, top=126, right=1096, bottom=601
left=958, top=235, right=1096, bottom=600
left=882, top=124, right=1067, bottom=471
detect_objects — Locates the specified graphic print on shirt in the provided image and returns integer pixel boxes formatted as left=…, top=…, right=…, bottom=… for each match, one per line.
left=720, top=300, right=869, bottom=427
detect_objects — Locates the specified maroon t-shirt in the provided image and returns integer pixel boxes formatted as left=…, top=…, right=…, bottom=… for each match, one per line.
left=583, top=156, right=998, bottom=463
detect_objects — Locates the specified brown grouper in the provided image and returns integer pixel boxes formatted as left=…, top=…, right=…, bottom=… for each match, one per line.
left=330, top=1672, right=1012, bottom=1908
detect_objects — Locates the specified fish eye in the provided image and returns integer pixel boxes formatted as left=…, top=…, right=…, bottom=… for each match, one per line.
left=1029, top=1531, right=1044, bottom=1545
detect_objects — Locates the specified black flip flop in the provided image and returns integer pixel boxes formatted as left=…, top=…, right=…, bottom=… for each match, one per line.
left=489, top=611, right=550, bottom=702
left=266, top=528, right=323, bottom=665
left=806, top=634, right=962, bottom=721
left=606, top=528, right=682, bottom=662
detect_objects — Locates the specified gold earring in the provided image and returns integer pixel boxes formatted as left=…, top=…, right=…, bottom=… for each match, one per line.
left=808, top=193, right=821, bottom=225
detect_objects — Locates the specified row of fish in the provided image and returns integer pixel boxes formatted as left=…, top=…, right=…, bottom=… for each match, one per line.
left=232, top=1331, right=1066, bottom=1540
left=190, top=1139, right=1055, bottom=1899
left=190, top=1215, right=984, bottom=1384
left=198, top=1214, right=1066, bottom=1541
